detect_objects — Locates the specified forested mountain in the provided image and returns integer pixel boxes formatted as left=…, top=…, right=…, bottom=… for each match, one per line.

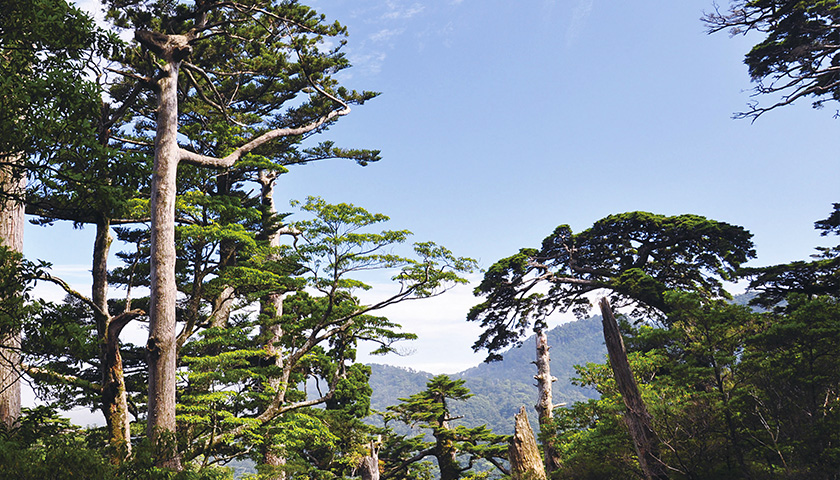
left=369, top=316, right=606, bottom=434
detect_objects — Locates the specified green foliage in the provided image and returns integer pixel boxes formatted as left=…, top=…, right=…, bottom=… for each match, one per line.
left=705, top=1, right=840, bottom=117
left=0, top=0, right=115, bottom=157
left=169, top=195, right=474, bottom=475
left=547, top=291, right=840, bottom=479
left=518, top=208, right=840, bottom=478
left=0, top=408, right=235, bottom=479
left=742, top=204, right=840, bottom=307
left=0, top=247, right=44, bottom=336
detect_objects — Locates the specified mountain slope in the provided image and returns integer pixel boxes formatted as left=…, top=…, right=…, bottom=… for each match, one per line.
left=369, top=316, right=606, bottom=434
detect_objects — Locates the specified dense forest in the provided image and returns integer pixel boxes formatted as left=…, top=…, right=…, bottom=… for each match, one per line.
left=1, top=0, right=839, bottom=479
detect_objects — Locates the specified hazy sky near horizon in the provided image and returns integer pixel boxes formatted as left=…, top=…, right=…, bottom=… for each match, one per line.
left=29, top=0, right=840, bottom=380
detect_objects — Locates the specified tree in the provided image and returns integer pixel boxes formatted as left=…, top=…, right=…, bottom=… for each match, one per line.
left=382, top=375, right=510, bottom=480
left=22, top=95, right=151, bottom=462
left=532, top=330, right=561, bottom=473
left=166, top=196, right=477, bottom=473
left=599, top=297, right=668, bottom=480
left=468, top=211, right=755, bottom=361
left=509, top=406, right=547, bottom=480
left=704, top=0, right=840, bottom=119
left=742, top=203, right=840, bottom=307
left=96, top=0, right=378, bottom=465
left=736, top=294, right=840, bottom=477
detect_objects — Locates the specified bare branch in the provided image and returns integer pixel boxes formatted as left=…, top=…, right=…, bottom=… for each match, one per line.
left=37, top=273, right=106, bottom=318
left=179, top=104, right=350, bottom=167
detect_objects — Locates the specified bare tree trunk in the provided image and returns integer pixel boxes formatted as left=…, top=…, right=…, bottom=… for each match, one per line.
left=0, top=160, right=24, bottom=429
left=258, top=170, right=287, bottom=478
left=533, top=330, right=561, bottom=473
left=599, top=297, right=668, bottom=480
left=357, top=440, right=380, bottom=480
left=144, top=36, right=188, bottom=468
left=509, top=406, right=548, bottom=480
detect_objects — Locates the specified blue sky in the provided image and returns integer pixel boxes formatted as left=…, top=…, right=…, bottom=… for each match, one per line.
left=30, top=0, right=840, bottom=377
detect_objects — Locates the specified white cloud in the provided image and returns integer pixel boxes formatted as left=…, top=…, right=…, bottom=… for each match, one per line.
left=353, top=278, right=493, bottom=374
left=347, top=50, right=388, bottom=77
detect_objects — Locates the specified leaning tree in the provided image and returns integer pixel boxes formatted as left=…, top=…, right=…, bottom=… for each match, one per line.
left=468, top=211, right=753, bottom=477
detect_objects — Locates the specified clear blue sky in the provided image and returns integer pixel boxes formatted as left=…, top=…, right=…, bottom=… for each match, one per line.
left=29, top=0, right=840, bottom=376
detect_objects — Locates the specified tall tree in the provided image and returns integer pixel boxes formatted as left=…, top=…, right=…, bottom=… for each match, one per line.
left=99, top=0, right=377, bottom=464
left=704, top=0, right=840, bottom=119
left=533, top=330, right=561, bottom=473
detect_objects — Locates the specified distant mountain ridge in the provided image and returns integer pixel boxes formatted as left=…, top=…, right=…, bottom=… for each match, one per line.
left=368, top=316, right=607, bottom=434
left=368, top=293, right=758, bottom=435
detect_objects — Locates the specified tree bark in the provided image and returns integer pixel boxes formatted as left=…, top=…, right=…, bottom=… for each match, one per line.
left=0, top=159, right=24, bottom=429
left=135, top=20, right=346, bottom=466
left=533, top=330, right=561, bottom=473
left=509, top=406, right=548, bottom=480
left=599, top=297, right=668, bottom=480
left=144, top=34, right=189, bottom=469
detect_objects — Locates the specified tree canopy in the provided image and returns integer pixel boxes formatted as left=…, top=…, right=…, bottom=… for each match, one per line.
left=381, top=375, right=510, bottom=480
left=468, top=212, right=754, bottom=361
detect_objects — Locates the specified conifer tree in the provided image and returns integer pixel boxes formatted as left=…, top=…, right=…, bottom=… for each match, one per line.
left=383, top=375, right=510, bottom=480
left=96, top=0, right=378, bottom=465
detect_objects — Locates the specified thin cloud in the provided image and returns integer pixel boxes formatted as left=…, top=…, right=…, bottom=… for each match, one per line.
left=346, top=51, right=387, bottom=77
left=566, top=0, right=595, bottom=46
left=370, top=28, right=405, bottom=43
left=382, top=1, right=425, bottom=20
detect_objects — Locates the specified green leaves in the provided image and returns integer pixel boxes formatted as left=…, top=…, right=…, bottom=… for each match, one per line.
left=293, top=196, right=477, bottom=298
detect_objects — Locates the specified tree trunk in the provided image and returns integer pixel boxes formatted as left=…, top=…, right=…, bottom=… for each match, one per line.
left=509, top=406, right=548, bottom=480
left=146, top=43, right=186, bottom=469
left=436, top=441, right=461, bottom=480
left=258, top=170, right=287, bottom=477
left=533, top=330, right=561, bottom=473
left=92, top=218, right=132, bottom=460
left=0, top=159, right=24, bottom=429
left=599, top=297, right=668, bottom=480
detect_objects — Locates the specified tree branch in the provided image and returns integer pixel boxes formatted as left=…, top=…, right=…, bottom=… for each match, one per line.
left=23, top=364, right=102, bottom=394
